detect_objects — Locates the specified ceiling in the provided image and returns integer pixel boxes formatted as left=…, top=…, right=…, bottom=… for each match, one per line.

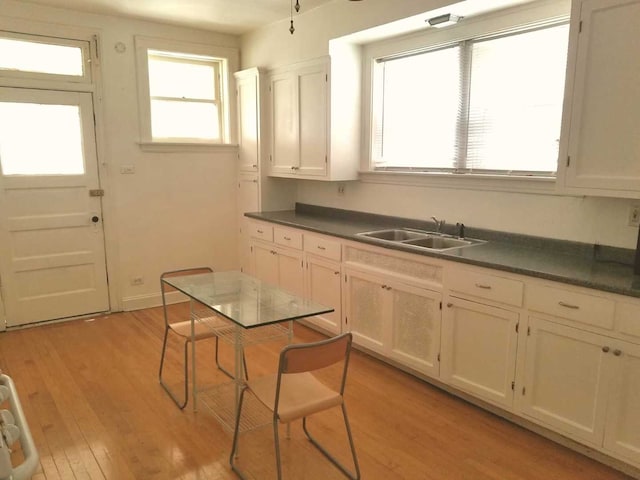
left=17, top=0, right=337, bottom=34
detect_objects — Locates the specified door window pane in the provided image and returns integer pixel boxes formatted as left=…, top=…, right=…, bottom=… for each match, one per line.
left=0, top=102, right=85, bottom=175
left=0, top=38, right=83, bottom=77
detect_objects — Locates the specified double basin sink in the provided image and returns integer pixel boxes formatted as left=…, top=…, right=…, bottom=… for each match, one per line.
left=356, top=228, right=485, bottom=252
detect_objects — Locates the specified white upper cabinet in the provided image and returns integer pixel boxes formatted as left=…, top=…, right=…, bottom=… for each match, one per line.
left=558, top=0, right=640, bottom=198
left=235, top=68, right=263, bottom=173
left=268, top=56, right=358, bottom=181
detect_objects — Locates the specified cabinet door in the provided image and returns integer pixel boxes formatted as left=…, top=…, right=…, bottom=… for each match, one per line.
left=520, top=317, right=610, bottom=446
left=388, top=281, right=441, bottom=378
left=563, top=0, right=640, bottom=195
left=236, top=71, right=260, bottom=173
left=441, top=296, right=519, bottom=409
left=251, top=242, right=278, bottom=286
left=297, top=62, right=327, bottom=177
left=270, top=72, right=298, bottom=175
left=344, top=269, right=389, bottom=355
left=603, top=341, right=640, bottom=463
left=305, top=255, right=341, bottom=334
left=276, top=246, right=304, bottom=297
left=237, top=175, right=259, bottom=274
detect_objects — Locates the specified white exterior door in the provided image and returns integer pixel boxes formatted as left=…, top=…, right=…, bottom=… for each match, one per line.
left=0, top=87, right=109, bottom=327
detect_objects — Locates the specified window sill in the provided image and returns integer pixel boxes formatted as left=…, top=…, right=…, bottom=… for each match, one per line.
left=138, top=141, right=238, bottom=153
left=359, top=170, right=562, bottom=196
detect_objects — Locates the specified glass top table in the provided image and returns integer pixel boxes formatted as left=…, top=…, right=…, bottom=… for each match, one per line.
left=161, top=270, right=334, bottom=423
left=162, top=270, right=334, bottom=328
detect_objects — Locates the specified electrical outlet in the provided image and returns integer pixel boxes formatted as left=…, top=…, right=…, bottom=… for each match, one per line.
left=337, top=183, right=345, bottom=196
left=130, top=276, right=144, bottom=286
left=629, top=205, right=640, bottom=227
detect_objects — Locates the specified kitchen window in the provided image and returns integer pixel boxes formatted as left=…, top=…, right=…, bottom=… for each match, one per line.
left=370, top=21, right=569, bottom=177
left=135, top=36, right=238, bottom=149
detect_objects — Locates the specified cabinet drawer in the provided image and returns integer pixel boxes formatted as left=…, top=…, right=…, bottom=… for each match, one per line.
left=304, top=234, right=341, bottom=261
left=615, top=302, right=640, bottom=341
left=446, top=268, right=523, bottom=307
left=274, top=227, right=303, bottom=250
left=248, top=222, right=273, bottom=242
left=527, top=284, right=615, bottom=330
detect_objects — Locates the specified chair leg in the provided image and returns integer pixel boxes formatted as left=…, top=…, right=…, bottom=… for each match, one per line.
left=158, top=329, right=189, bottom=409
left=229, top=387, right=250, bottom=480
left=273, top=417, right=283, bottom=480
left=302, top=404, right=361, bottom=480
left=214, top=337, right=250, bottom=380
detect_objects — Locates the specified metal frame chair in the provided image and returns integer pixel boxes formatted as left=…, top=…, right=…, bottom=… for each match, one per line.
left=230, top=332, right=360, bottom=480
left=158, top=267, right=246, bottom=409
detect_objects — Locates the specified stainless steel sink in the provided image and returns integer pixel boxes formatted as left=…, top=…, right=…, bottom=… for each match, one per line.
left=356, top=228, right=485, bottom=252
left=358, top=229, right=427, bottom=241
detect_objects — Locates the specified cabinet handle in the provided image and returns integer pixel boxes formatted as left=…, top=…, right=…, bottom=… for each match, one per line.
left=475, top=283, right=492, bottom=290
left=558, top=301, right=580, bottom=310
left=257, top=229, right=263, bottom=234
left=381, top=284, right=387, bottom=289
left=252, top=164, right=258, bottom=168
left=271, top=250, right=277, bottom=255
left=602, top=346, right=610, bottom=353
left=447, top=302, right=453, bottom=308
left=334, top=271, right=340, bottom=275
left=317, top=245, right=326, bottom=250
left=613, top=349, right=622, bottom=357
left=284, top=236, right=291, bottom=241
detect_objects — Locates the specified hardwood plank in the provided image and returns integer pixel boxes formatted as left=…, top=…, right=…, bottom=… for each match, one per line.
left=0, top=308, right=636, bottom=480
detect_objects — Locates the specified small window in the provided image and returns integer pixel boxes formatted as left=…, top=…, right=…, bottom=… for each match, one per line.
left=0, top=32, right=89, bottom=82
left=371, top=22, right=569, bottom=176
left=135, top=37, right=237, bottom=147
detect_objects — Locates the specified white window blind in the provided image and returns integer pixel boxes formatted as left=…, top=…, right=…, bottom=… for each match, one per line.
left=372, top=22, right=569, bottom=175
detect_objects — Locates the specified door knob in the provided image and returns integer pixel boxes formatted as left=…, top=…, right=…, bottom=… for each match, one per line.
left=91, top=215, right=100, bottom=223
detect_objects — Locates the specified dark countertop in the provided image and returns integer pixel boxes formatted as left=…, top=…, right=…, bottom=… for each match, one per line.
left=246, top=204, right=640, bottom=299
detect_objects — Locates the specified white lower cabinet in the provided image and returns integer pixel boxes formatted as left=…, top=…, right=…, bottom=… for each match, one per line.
left=519, top=317, right=610, bottom=445
left=304, top=255, right=342, bottom=334
left=441, top=296, right=519, bottom=409
left=251, top=241, right=304, bottom=297
left=603, top=341, right=640, bottom=463
left=520, top=317, right=640, bottom=466
left=344, top=267, right=441, bottom=378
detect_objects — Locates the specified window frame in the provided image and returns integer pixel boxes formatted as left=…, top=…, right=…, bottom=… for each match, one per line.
left=361, top=1, right=570, bottom=191
left=135, top=36, right=238, bottom=150
left=0, top=31, right=91, bottom=84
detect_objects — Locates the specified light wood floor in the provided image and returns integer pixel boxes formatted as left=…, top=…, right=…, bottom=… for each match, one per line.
left=0, top=306, right=635, bottom=480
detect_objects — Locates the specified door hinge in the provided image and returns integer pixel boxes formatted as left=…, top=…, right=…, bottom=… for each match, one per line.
left=515, top=322, right=519, bottom=333
left=93, top=35, right=99, bottom=59
left=89, top=189, right=104, bottom=197
left=522, top=386, right=526, bottom=395
left=325, top=73, right=328, bottom=82
left=527, top=326, right=531, bottom=336
left=578, top=20, right=583, bottom=33
left=511, top=381, right=515, bottom=391
left=345, top=315, right=348, bottom=324
left=437, top=353, right=440, bottom=362
left=566, top=155, right=571, bottom=167
left=344, top=274, right=347, bottom=283
left=439, top=301, right=442, bottom=310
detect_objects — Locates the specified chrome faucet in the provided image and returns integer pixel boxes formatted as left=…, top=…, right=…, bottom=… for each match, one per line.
left=431, top=216, right=446, bottom=233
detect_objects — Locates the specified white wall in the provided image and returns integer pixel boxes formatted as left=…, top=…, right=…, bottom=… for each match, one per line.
left=242, top=0, right=639, bottom=250
left=2, top=0, right=241, bottom=310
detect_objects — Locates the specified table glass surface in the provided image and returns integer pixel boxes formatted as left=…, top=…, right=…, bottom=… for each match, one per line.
left=162, top=271, right=333, bottom=328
